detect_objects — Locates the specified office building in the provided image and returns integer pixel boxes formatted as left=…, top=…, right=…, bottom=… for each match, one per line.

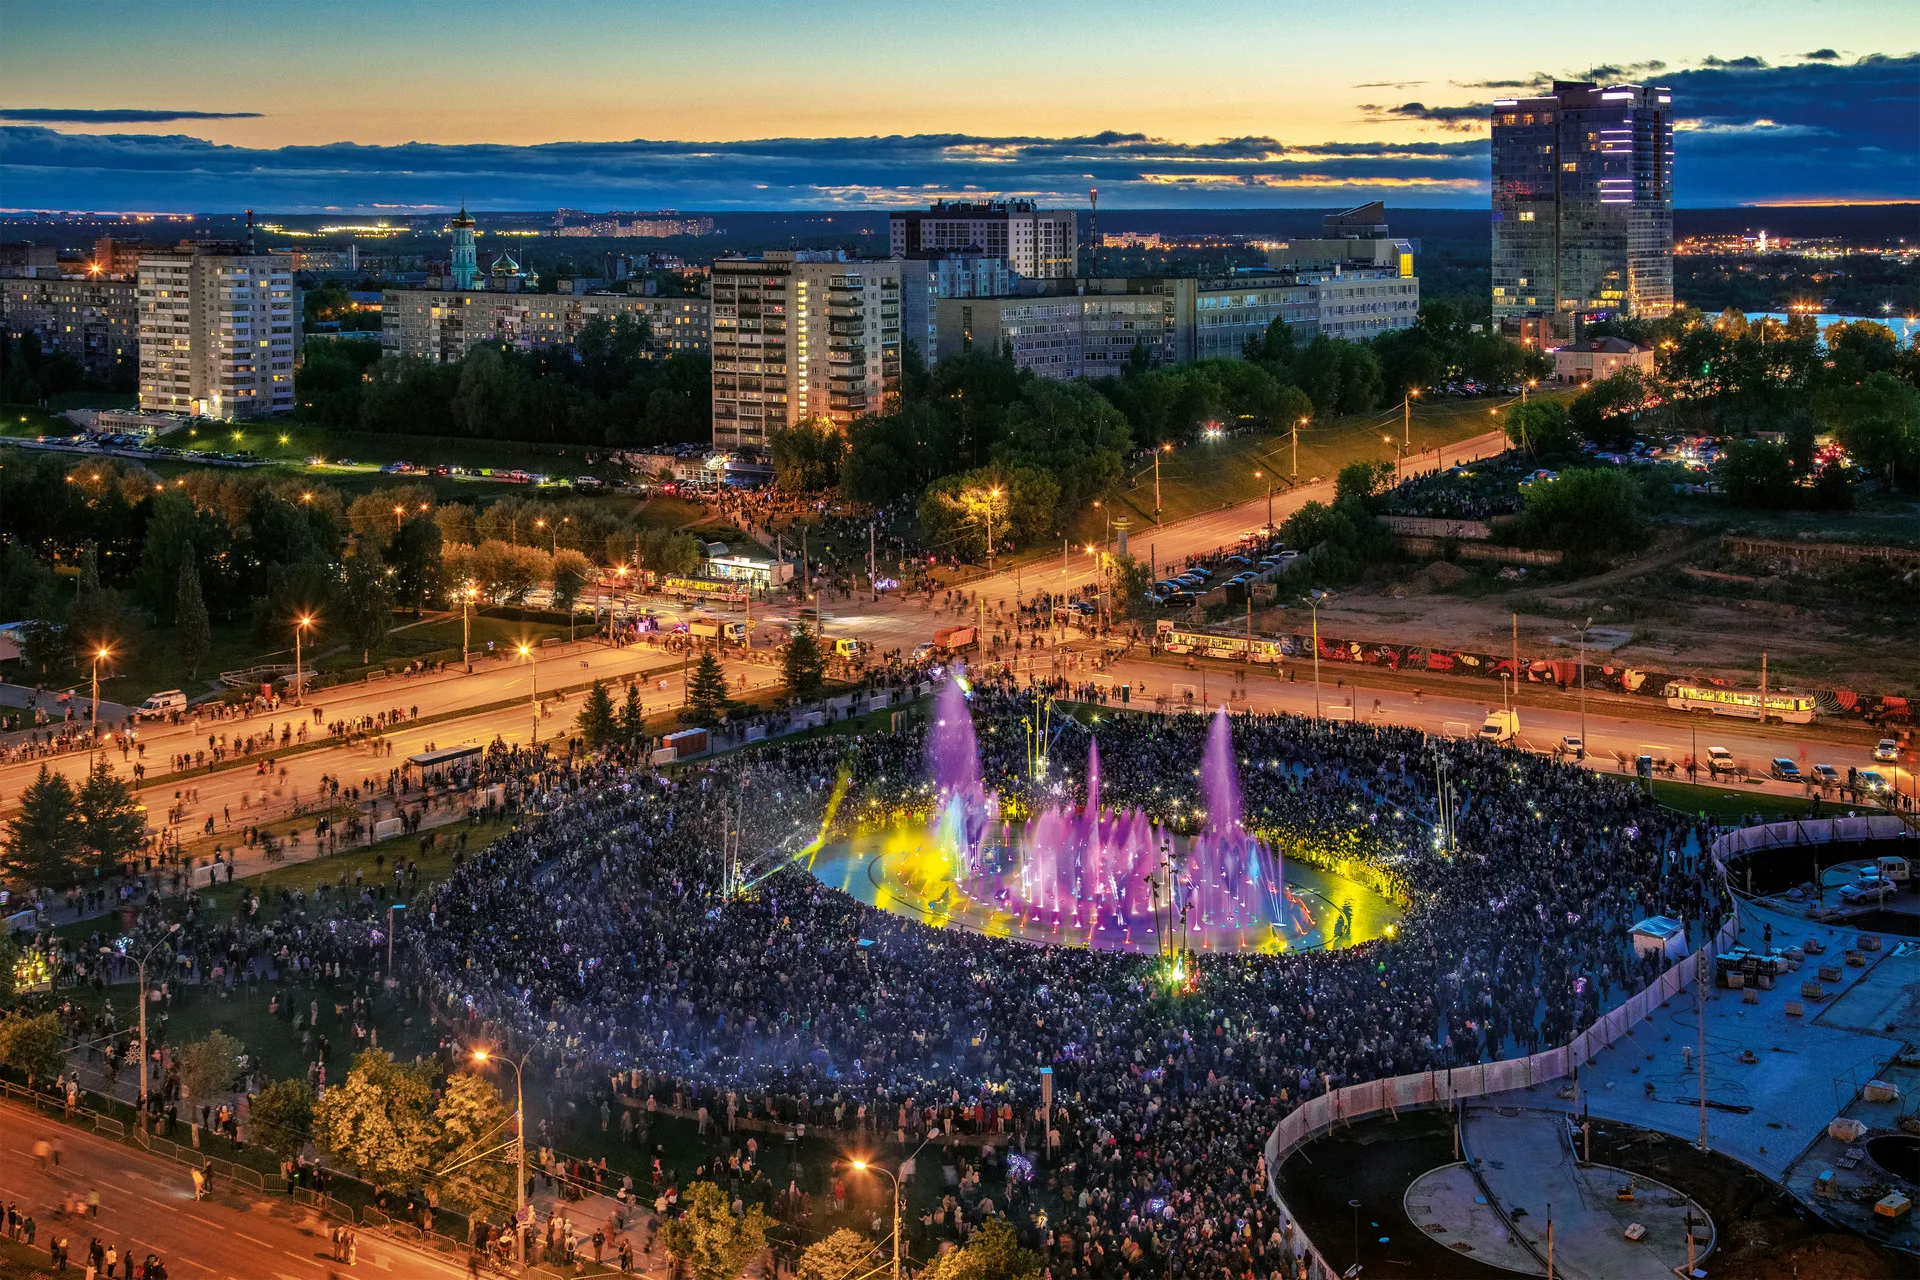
left=2, top=275, right=139, bottom=380
left=710, top=252, right=901, bottom=452
left=890, top=200, right=1078, bottom=280
left=379, top=289, right=708, bottom=364
left=137, top=238, right=299, bottom=419
left=1491, top=81, right=1674, bottom=337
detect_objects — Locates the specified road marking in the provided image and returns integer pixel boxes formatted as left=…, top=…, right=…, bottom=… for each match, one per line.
left=233, top=1231, right=273, bottom=1248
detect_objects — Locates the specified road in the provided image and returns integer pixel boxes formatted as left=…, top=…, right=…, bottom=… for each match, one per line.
left=0, top=1098, right=472, bottom=1279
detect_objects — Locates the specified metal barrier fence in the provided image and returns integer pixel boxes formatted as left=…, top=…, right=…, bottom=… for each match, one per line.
left=1262, top=907, right=1740, bottom=1280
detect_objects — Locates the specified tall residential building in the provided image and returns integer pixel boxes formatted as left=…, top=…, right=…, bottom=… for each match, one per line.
left=379, top=289, right=708, bottom=364
left=710, top=252, right=901, bottom=453
left=889, top=200, right=1078, bottom=280
left=137, top=241, right=299, bottom=419
left=1491, top=81, right=1674, bottom=337
left=2, top=275, right=139, bottom=380
left=449, top=205, right=478, bottom=290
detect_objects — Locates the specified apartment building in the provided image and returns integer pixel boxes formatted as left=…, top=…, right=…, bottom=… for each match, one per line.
left=2, top=275, right=138, bottom=381
left=137, top=241, right=299, bottom=419
left=710, top=252, right=901, bottom=452
left=379, top=289, right=709, bottom=363
left=890, top=200, right=1078, bottom=280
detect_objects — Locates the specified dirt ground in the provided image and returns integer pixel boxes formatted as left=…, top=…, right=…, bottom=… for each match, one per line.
left=1287, top=518, right=1920, bottom=696
left=1585, top=1122, right=1903, bottom=1280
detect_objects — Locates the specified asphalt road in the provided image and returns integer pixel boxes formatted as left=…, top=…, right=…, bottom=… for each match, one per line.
left=0, top=1098, right=471, bottom=1279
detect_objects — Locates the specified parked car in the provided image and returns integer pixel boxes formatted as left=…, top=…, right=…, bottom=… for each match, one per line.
left=1770, top=758, right=1801, bottom=781
left=1859, top=769, right=1889, bottom=793
left=1874, top=738, right=1900, bottom=762
left=1811, top=763, right=1840, bottom=785
left=1706, top=746, right=1737, bottom=776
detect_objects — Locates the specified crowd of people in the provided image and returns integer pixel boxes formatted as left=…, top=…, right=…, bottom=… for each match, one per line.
left=412, top=682, right=1727, bottom=1278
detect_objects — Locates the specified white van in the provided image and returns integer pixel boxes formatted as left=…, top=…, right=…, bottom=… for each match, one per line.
left=1876, top=855, right=1909, bottom=885
left=136, top=690, right=186, bottom=720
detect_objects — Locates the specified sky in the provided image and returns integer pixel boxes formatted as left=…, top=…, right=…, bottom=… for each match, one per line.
left=0, top=0, right=1915, bottom=211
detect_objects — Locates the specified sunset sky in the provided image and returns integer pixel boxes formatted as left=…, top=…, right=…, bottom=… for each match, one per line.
left=1, top=0, right=1914, bottom=210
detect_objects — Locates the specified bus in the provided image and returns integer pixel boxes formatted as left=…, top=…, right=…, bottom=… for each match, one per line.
left=1156, top=623, right=1282, bottom=664
left=1662, top=681, right=1816, bottom=724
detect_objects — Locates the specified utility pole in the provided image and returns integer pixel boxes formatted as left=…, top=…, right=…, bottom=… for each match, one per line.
left=1292, top=417, right=1303, bottom=483
left=869, top=521, right=876, bottom=597
left=1154, top=443, right=1169, bottom=523
left=1575, top=616, right=1593, bottom=753
left=1403, top=387, right=1418, bottom=446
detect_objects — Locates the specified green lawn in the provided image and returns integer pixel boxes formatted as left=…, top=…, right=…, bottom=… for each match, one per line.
left=1646, top=777, right=1828, bottom=822
left=154, top=421, right=624, bottom=481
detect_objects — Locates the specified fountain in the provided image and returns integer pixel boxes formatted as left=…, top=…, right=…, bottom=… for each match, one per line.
left=808, top=680, right=1398, bottom=954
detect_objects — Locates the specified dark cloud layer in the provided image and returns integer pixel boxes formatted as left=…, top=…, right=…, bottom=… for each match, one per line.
left=0, top=108, right=264, bottom=124
left=0, top=54, right=1910, bottom=210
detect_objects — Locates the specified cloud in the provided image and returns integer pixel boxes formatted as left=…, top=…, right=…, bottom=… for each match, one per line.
left=1352, top=81, right=1425, bottom=89
left=1360, top=102, right=1489, bottom=132
left=0, top=127, right=1495, bottom=211
left=0, top=107, right=263, bottom=124
left=1799, top=49, right=1840, bottom=61
left=1698, top=55, right=1770, bottom=70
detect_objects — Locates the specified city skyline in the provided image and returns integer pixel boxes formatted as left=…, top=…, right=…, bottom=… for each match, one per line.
left=0, top=0, right=1914, bottom=210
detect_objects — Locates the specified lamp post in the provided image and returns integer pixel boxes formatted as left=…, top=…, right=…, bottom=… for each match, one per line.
left=852, top=1135, right=934, bottom=1280
left=1153, top=443, right=1172, bottom=523
left=1254, top=471, right=1273, bottom=531
left=293, top=614, right=314, bottom=705
left=385, top=902, right=405, bottom=978
left=1573, top=616, right=1593, bottom=755
left=985, top=487, right=1000, bottom=571
left=1403, top=387, right=1419, bottom=446
left=1308, top=590, right=1332, bottom=719
left=89, top=645, right=113, bottom=768
left=112, top=923, right=179, bottom=1128
left=462, top=584, right=477, bottom=673
left=516, top=642, right=538, bottom=745
left=1293, top=416, right=1306, bottom=483
left=471, top=1049, right=528, bottom=1263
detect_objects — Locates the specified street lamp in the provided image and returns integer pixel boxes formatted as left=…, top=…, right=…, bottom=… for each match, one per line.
left=293, top=614, right=315, bottom=704
left=1254, top=471, right=1273, bottom=531
left=1573, top=616, right=1593, bottom=754
left=850, top=1139, right=936, bottom=1280
left=461, top=584, right=478, bottom=673
left=984, top=488, right=1001, bottom=570
left=471, top=1048, right=529, bottom=1263
left=1153, top=442, right=1172, bottom=523
left=1293, top=416, right=1307, bottom=483
left=517, top=642, right=538, bottom=745
left=89, top=645, right=113, bottom=768
left=107, top=923, right=179, bottom=1129
left=1307, top=590, right=1333, bottom=719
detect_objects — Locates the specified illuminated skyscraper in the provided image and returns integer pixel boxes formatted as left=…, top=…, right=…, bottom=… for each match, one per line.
left=1491, top=82, right=1673, bottom=338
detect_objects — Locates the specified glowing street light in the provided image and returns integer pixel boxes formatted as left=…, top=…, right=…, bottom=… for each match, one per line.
left=470, top=1048, right=529, bottom=1262
left=293, top=614, right=315, bottom=704
left=89, top=645, right=113, bottom=767
left=517, top=642, right=539, bottom=744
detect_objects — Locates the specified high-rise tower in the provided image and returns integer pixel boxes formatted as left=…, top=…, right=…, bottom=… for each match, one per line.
left=450, top=203, right=478, bottom=290
left=1491, top=82, right=1673, bottom=338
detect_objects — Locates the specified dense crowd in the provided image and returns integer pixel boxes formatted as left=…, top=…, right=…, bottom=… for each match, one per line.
left=413, top=685, right=1726, bottom=1278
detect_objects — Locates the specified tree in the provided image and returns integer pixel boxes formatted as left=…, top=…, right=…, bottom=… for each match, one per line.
left=686, top=653, right=729, bottom=726
left=431, top=1071, right=515, bottom=1211
left=175, top=1030, right=244, bottom=1104
left=782, top=625, right=826, bottom=702
left=549, top=549, right=594, bottom=613
left=658, top=1181, right=772, bottom=1280
left=2, top=766, right=82, bottom=888
left=312, top=1049, right=439, bottom=1190
left=917, top=1220, right=1044, bottom=1280
left=1567, top=368, right=1652, bottom=448
left=617, top=681, right=645, bottom=742
left=74, top=762, right=146, bottom=872
left=919, top=466, right=1058, bottom=561
left=384, top=514, right=443, bottom=614
left=1716, top=440, right=1798, bottom=509
left=176, top=556, right=212, bottom=680
left=249, top=1078, right=316, bottom=1161
left=798, top=1229, right=879, bottom=1280
left=771, top=419, right=847, bottom=493
left=0, top=934, right=18, bottom=1007
left=992, top=380, right=1132, bottom=523
left=0, top=1012, right=66, bottom=1085
left=576, top=679, right=616, bottom=749
left=1102, top=552, right=1155, bottom=620
left=335, top=555, right=397, bottom=665
left=1502, top=399, right=1580, bottom=459
left=1512, top=467, right=1650, bottom=566
left=1334, top=461, right=1394, bottom=509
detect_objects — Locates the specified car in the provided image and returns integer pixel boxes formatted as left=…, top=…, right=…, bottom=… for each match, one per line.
left=1812, top=763, right=1840, bottom=785
left=1070, top=599, right=1096, bottom=615
left=1706, top=746, right=1737, bottom=776
left=1161, top=591, right=1196, bottom=607
left=1770, top=758, right=1801, bottom=781
left=1859, top=769, right=1889, bottom=793
left=1840, top=872, right=1894, bottom=905
left=1874, top=739, right=1899, bottom=762
left=1559, top=734, right=1585, bottom=758
left=135, top=689, right=188, bottom=720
